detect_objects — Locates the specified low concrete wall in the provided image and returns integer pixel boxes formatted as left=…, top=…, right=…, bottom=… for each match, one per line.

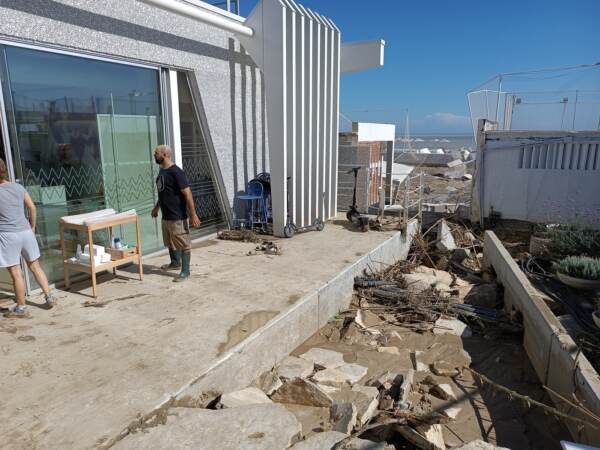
left=483, top=231, right=600, bottom=445
left=106, top=219, right=418, bottom=447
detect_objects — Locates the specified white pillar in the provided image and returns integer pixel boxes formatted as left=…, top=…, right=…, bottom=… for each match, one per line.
left=168, top=69, right=183, bottom=166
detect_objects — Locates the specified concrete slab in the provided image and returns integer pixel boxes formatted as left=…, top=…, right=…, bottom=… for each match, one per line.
left=0, top=218, right=416, bottom=449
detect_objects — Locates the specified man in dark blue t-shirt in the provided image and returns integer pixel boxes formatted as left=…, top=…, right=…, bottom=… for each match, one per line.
left=151, top=145, right=201, bottom=282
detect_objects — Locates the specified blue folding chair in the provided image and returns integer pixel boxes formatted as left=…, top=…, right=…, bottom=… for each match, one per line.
left=236, top=180, right=268, bottom=232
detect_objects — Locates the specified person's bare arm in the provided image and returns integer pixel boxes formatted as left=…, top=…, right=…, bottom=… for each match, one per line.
left=151, top=201, right=160, bottom=218
left=181, top=187, right=200, bottom=227
left=24, top=191, right=37, bottom=232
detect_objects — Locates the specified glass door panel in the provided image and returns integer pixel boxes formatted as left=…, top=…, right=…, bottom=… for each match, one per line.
left=1, top=45, right=165, bottom=286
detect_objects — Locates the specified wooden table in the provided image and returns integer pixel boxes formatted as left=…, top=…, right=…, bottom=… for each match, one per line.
left=59, top=214, right=143, bottom=298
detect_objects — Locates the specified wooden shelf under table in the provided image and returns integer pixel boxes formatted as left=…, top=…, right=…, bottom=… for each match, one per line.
left=59, top=214, right=143, bottom=298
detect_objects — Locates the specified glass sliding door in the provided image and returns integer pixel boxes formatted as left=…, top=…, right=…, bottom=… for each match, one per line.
left=1, top=45, right=165, bottom=286
left=177, top=72, right=226, bottom=236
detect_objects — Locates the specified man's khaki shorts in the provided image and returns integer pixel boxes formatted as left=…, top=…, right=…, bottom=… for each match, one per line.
left=161, top=219, right=192, bottom=251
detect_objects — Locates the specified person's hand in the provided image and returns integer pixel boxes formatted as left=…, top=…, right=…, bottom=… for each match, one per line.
left=151, top=205, right=159, bottom=218
left=190, top=213, right=201, bottom=228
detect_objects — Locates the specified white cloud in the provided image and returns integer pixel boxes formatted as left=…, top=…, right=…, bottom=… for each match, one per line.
left=424, top=112, right=471, bottom=126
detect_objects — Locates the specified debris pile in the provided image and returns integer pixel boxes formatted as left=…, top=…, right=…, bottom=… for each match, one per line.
left=218, top=229, right=282, bottom=256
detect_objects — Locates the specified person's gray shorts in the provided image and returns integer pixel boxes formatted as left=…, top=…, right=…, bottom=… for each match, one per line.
left=0, top=229, right=41, bottom=268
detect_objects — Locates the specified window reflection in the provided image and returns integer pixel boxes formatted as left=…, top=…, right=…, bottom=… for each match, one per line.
left=3, top=46, right=164, bottom=284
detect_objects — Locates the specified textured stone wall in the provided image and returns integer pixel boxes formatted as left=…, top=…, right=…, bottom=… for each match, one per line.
left=0, top=0, right=268, bottom=217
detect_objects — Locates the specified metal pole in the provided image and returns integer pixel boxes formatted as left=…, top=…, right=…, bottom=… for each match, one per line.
left=419, top=171, right=424, bottom=222
left=572, top=89, right=579, bottom=130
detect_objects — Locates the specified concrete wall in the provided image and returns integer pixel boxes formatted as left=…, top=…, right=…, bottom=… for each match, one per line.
left=0, top=0, right=268, bottom=216
left=483, top=231, right=600, bottom=446
left=473, top=128, right=600, bottom=227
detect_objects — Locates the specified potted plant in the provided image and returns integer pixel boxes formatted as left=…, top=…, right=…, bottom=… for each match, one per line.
left=554, top=256, right=600, bottom=291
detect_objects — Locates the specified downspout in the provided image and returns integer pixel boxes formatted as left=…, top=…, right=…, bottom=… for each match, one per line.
left=138, top=0, right=254, bottom=37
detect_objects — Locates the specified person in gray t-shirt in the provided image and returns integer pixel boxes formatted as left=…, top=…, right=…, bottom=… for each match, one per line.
left=0, top=158, right=56, bottom=317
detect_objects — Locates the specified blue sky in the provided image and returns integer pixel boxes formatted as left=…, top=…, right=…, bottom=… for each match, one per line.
left=239, top=0, right=600, bottom=134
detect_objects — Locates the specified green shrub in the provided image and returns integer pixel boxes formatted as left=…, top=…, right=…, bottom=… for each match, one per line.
left=554, top=256, right=600, bottom=281
left=547, top=225, right=600, bottom=258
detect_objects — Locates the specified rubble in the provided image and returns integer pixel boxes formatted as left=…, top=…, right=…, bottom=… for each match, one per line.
left=219, top=387, right=273, bottom=408
left=433, top=317, right=472, bottom=338
left=252, top=370, right=283, bottom=396
left=312, top=363, right=368, bottom=387
left=396, top=424, right=444, bottom=450
left=377, top=346, right=400, bottom=355
left=271, top=378, right=334, bottom=407
left=290, top=431, right=387, bottom=450
left=276, top=356, right=315, bottom=380
left=430, top=382, right=456, bottom=401
left=331, top=402, right=358, bottom=434
left=330, top=385, right=379, bottom=427
left=300, top=348, right=346, bottom=369
left=436, top=220, right=457, bottom=252
left=411, top=351, right=430, bottom=372
left=113, top=404, right=302, bottom=450
left=455, top=440, right=510, bottom=450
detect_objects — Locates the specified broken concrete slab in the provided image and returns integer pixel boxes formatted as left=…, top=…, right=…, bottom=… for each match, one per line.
left=433, top=317, right=472, bottom=338
left=455, top=440, right=510, bottom=450
left=441, top=405, right=462, bottom=420
left=331, top=387, right=379, bottom=428
left=403, top=266, right=454, bottom=293
left=252, top=371, right=283, bottom=396
left=416, top=424, right=445, bottom=450
left=436, top=220, right=457, bottom=252
left=283, top=403, right=331, bottom=437
left=377, top=346, right=400, bottom=355
left=411, top=351, right=430, bottom=372
left=431, top=360, right=460, bottom=377
left=399, top=370, right=415, bottom=403
left=368, top=371, right=402, bottom=391
left=113, top=404, right=301, bottom=450
left=300, top=348, right=345, bottom=369
left=396, top=424, right=444, bottom=450
left=312, top=363, right=368, bottom=387
left=219, top=387, right=273, bottom=408
left=271, top=378, right=334, bottom=407
left=291, top=431, right=387, bottom=450
left=431, top=383, right=456, bottom=401
left=355, top=309, right=382, bottom=331
left=277, top=356, right=315, bottom=380
left=331, top=401, right=358, bottom=434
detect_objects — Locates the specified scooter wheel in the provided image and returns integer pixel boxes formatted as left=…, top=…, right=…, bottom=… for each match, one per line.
left=284, top=223, right=295, bottom=238
left=360, top=222, right=369, bottom=232
left=313, top=219, right=325, bottom=231
left=346, top=210, right=353, bottom=222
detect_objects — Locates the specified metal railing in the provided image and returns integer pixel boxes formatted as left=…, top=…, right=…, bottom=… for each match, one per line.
left=337, top=163, right=424, bottom=227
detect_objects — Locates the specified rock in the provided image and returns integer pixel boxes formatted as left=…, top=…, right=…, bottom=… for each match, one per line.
left=399, top=370, right=415, bottom=403
left=290, top=431, right=347, bottom=450
left=403, top=266, right=454, bottom=293
left=351, top=385, right=379, bottom=425
left=455, top=440, right=511, bottom=450
left=219, top=387, right=273, bottom=408
left=316, top=383, right=340, bottom=394
left=291, top=431, right=386, bottom=450
left=312, top=363, right=368, bottom=387
left=431, top=361, right=460, bottom=377
left=252, top=371, right=283, bottom=396
left=277, top=356, right=315, bottom=380
left=441, top=405, right=461, bottom=420
left=331, top=388, right=378, bottom=428
left=396, top=424, right=444, bottom=450
left=113, top=404, right=301, bottom=450
left=436, top=220, right=457, bottom=252
left=377, top=346, right=400, bottom=355
left=331, top=401, right=358, bottom=434
left=433, top=317, right=472, bottom=338
left=300, top=348, right=345, bottom=369
left=463, top=283, right=498, bottom=309
left=368, top=370, right=413, bottom=403
left=416, top=424, right=445, bottom=450
left=431, top=383, right=456, bottom=401
left=462, top=174, right=473, bottom=181
left=465, top=231, right=476, bottom=242
left=451, top=248, right=471, bottom=263
left=411, top=351, right=429, bottom=372
left=283, top=403, right=331, bottom=436
left=355, top=309, right=382, bottom=330
left=379, top=394, right=395, bottom=410
left=271, top=378, right=334, bottom=407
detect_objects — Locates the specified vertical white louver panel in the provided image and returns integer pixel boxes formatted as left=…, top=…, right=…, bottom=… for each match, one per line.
left=240, top=0, right=341, bottom=236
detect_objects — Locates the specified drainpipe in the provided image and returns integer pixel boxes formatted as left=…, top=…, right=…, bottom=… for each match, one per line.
left=138, top=0, right=254, bottom=37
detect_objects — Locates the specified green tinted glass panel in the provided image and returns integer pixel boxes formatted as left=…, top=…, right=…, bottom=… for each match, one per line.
left=2, top=45, right=164, bottom=285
